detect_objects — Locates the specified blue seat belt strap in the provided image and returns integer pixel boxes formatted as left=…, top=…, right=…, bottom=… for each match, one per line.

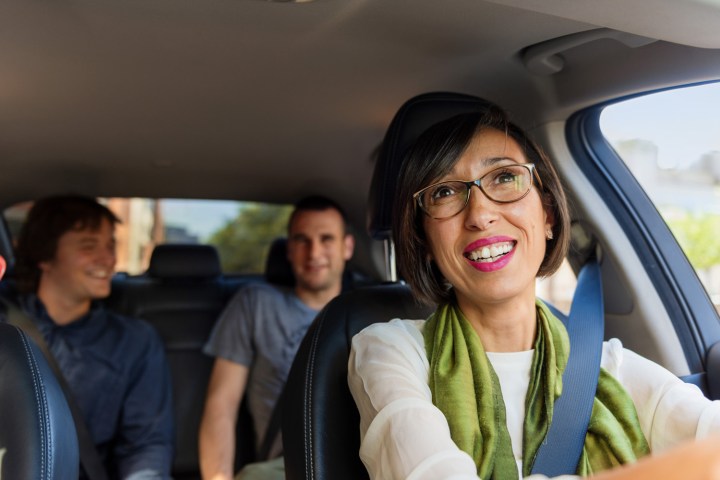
left=531, top=259, right=604, bottom=476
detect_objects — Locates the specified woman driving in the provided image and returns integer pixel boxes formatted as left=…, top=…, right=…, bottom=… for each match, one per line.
left=348, top=104, right=720, bottom=479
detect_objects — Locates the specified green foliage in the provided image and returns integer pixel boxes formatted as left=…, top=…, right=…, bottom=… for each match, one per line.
left=664, top=210, right=720, bottom=270
left=208, top=203, right=292, bottom=273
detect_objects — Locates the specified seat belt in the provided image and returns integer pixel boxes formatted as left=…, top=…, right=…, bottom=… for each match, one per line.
left=1, top=297, right=110, bottom=480
left=257, top=390, right=284, bottom=461
left=531, top=258, right=604, bottom=476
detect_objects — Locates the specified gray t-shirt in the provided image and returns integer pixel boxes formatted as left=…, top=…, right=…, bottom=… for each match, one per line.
left=203, top=283, right=318, bottom=455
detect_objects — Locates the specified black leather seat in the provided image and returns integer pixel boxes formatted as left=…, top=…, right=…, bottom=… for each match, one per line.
left=265, top=237, right=295, bottom=287
left=0, top=323, right=79, bottom=479
left=283, top=285, right=433, bottom=480
left=282, top=92, right=490, bottom=480
left=108, top=244, right=256, bottom=478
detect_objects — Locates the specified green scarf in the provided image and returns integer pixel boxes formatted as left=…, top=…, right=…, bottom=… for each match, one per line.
left=423, top=300, right=649, bottom=478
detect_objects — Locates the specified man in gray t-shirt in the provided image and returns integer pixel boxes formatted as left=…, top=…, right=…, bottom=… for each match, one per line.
left=203, top=283, right=316, bottom=459
left=199, top=196, right=355, bottom=480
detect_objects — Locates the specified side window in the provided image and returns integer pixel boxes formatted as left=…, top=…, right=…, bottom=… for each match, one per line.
left=600, top=83, right=720, bottom=313
left=537, top=260, right=575, bottom=315
left=3, top=198, right=292, bottom=275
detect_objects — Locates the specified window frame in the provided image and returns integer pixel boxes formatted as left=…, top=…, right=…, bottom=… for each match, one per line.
left=566, top=92, right=720, bottom=374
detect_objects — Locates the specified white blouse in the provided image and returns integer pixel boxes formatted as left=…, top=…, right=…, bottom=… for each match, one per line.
left=347, top=318, right=720, bottom=480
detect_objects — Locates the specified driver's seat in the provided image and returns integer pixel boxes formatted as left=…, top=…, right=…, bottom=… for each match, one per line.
left=0, top=322, right=79, bottom=479
left=282, top=92, right=493, bottom=480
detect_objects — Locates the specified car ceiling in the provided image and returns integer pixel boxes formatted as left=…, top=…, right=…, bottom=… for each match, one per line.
left=1, top=0, right=720, bottom=229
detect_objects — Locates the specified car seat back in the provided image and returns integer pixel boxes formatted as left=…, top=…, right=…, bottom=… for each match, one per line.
left=0, top=323, right=79, bottom=479
left=108, top=244, right=256, bottom=478
left=283, top=284, right=433, bottom=480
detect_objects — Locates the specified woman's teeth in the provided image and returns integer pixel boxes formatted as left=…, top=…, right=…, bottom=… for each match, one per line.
left=466, top=242, right=513, bottom=263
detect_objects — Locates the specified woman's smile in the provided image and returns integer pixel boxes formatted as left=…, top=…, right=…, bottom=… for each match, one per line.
left=463, top=236, right=516, bottom=272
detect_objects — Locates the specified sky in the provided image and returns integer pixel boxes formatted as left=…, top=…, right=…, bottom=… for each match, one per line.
left=161, top=199, right=241, bottom=241
left=600, top=82, right=720, bottom=169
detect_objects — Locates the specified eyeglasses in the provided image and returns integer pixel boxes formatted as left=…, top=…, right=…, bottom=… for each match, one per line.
left=413, top=163, right=542, bottom=219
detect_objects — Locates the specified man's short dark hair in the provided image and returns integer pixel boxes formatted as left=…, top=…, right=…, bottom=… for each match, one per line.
left=287, top=195, right=349, bottom=234
left=14, top=195, right=119, bottom=293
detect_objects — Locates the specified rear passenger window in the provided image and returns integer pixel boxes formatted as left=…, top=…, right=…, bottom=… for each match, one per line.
left=4, top=198, right=292, bottom=275
left=600, top=82, right=720, bottom=312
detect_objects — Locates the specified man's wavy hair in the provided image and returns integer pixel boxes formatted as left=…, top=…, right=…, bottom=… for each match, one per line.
left=14, top=195, right=119, bottom=294
left=391, top=106, right=571, bottom=305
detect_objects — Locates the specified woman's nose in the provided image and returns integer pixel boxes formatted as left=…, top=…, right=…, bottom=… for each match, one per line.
left=463, top=185, right=499, bottom=231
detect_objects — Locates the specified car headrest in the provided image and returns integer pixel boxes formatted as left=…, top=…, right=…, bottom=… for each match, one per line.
left=264, top=237, right=295, bottom=286
left=367, top=91, right=496, bottom=240
left=148, top=244, right=222, bottom=279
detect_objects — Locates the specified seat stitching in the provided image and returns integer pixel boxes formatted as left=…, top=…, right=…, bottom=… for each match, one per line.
left=303, top=309, right=328, bottom=480
left=18, top=330, right=52, bottom=479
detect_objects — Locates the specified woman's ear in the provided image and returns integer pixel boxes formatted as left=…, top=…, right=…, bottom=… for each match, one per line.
left=542, top=193, right=556, bottom=231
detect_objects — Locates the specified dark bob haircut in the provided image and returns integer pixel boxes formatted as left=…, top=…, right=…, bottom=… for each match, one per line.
left=14, top=195, right=119, bottom=294
left=391, top=105, right=571, bottom=305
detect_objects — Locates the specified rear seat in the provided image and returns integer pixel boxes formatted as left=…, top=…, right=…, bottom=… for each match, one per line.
left=108, top=244, right=258, bottom=479
left=108, top=240, right=377, bottom=478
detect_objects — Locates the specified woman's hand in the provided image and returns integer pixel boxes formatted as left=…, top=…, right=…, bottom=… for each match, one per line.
left=594, top=436, right=720, bottom=480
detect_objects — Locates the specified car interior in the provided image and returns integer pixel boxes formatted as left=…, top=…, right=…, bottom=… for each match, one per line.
left=1, top=1, right=720, bottom=479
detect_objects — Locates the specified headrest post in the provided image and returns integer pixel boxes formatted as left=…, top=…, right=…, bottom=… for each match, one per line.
left=383, top=239, right=397, bottom=282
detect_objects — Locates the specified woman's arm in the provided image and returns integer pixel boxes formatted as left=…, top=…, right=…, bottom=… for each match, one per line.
left=604, top=339, right=720, bottom=452
left=348, top=319, right=479, bottom=480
